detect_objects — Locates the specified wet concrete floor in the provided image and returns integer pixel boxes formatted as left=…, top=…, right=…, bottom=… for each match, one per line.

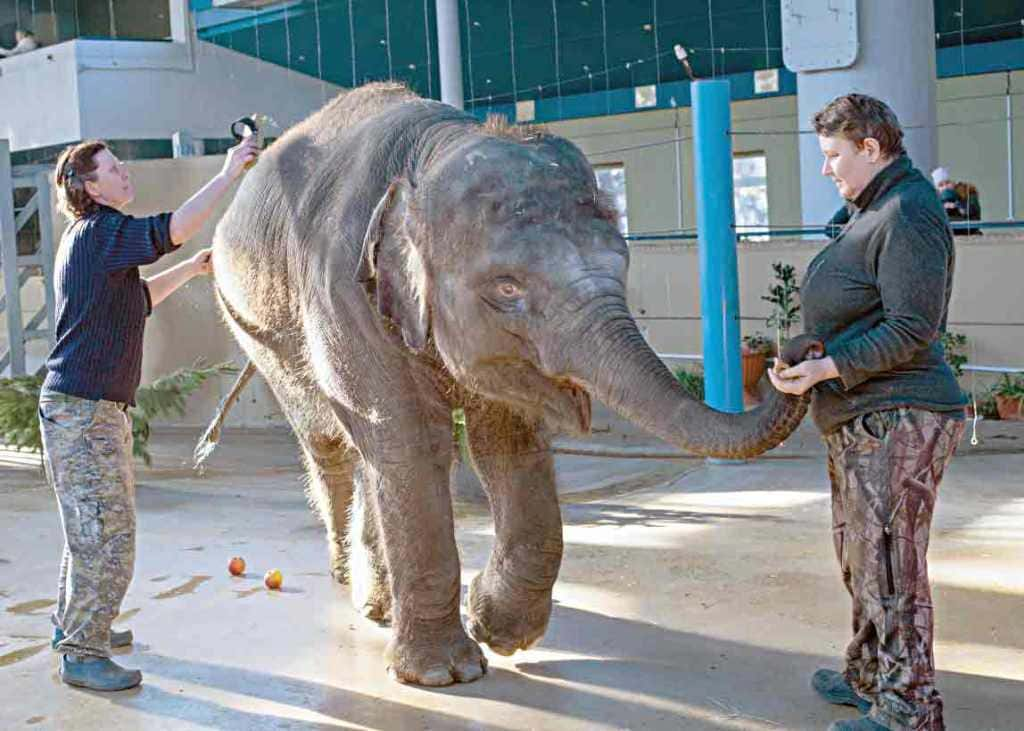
left=1, top=418, right=1022, bottom=730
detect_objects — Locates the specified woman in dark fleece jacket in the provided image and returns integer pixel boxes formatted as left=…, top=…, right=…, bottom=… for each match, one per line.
left=769, top=95, right=966, bottom=731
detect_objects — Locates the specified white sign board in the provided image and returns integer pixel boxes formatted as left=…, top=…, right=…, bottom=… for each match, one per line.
left=634, top=84, right=657, bottom=109
left=781, top=0, right=859, bottom=72
left=515, top=99, right=535, bottom=123
left=754, top=69, right=780, bottom=94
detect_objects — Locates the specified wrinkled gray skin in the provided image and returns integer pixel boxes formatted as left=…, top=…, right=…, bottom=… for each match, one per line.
left=212, top=83, right=818, bottom=687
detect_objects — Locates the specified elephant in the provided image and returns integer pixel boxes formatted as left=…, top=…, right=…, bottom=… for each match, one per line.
left=210, top=82, right=819, bottom=687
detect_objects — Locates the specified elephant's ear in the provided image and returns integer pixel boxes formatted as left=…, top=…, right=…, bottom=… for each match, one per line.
left=355, top=179, right=430, bottom=351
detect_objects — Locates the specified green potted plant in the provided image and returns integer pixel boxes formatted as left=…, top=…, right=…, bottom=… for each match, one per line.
left=0, top=360, right=237, bottom=467
left=762, top=262, right=801, bottom=348
left=741, top=332, right=773, bottom=401
left=941, top=331, right=969, bottom=378
left=992, top=374, right=1024, bottom=421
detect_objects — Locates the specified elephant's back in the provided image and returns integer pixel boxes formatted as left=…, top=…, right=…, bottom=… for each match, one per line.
left=213, top=83, right=474, bottom=330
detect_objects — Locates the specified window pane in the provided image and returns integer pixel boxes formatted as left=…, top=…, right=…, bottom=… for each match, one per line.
left=594, top=164, right=628, bottom=235
left=733, top=154, right=768, bottom=239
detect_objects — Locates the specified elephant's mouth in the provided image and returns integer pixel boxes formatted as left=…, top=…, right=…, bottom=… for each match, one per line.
left=463, top=362, right=592, bottom=436
left=555, top=379, right=592, bottom=435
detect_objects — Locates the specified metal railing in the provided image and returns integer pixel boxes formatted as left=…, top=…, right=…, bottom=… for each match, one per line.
left=658, top=353, right=1023, bottom=376
left=624, top=220, right=1024, bottom=243
left=0, top=141, right=56, bottom=376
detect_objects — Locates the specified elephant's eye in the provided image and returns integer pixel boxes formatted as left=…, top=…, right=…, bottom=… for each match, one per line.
left=496, top=281, right=523, bottom=299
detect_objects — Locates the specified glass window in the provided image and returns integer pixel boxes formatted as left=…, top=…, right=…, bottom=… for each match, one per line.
left=3, top=0, right=170, bottom=45
left=594, top=163, right=628, bottom=235
left=733, top=153, right=769, bottom=240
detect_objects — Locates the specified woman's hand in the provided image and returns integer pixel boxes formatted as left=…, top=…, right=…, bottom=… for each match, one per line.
left=220, top=135, right=261, bottom=181
left=189, top=248, right=213, bottom=277
left=767, top=356, right=840, bottom=396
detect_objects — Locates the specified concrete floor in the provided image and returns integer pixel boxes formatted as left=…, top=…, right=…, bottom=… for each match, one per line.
left=1, top=415, right=1022, bottom=730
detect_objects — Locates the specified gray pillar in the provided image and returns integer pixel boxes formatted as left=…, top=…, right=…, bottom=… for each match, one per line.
left=795, top=0, right=937, bottom=227
left=169, top=0, right=192, bottom=44
left=435, top=0, right=464, bottom=109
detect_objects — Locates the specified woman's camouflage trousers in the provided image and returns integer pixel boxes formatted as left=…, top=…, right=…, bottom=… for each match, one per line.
left=39, top=391, right=136, bottom=659
left=825, top=408, right=964, bottom=731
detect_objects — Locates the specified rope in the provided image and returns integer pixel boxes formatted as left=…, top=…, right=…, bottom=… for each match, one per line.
left=601, top=0, right=610, bottom=115
left=761, top=0, right=771, bottom=70
left=384, top=0, right=393, bottom=80
left=551, top=0, right=562, bottom=118
left=653, top=0, right=662, bottom=84
left=462, top=0, right=474, bottom=104
left=707, top=0, right=716, bottom=77
left=423, top=0, right=433, bottom=98
left=313, top=0, right=326, bottom=105
left=507, top=0, right=518, bottom=103
left=347, top=0, right=357, bottom=86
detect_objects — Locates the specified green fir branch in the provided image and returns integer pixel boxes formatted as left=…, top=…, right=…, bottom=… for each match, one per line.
left=0, top=360, right=237, bottom=467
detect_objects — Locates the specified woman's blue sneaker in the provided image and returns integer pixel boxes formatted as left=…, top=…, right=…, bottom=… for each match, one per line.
left=812, top=669, right=872, bottom=714
left=52, top=627, right=133, bottom=650
left=59, top=654, right=142, bottom=691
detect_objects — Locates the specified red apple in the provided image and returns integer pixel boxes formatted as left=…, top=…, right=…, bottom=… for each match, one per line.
left=264, top=569, right=283, bottom=590
left=228, top=556, right=246, bottom=576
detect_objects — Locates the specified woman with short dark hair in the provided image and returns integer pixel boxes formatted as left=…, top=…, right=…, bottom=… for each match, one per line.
left=42, top=135, right=259, bottom=691
left=770, top=94, right=966, bottom=731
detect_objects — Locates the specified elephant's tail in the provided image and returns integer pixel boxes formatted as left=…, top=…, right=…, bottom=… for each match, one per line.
left=193, top=359, right=258, bottom=471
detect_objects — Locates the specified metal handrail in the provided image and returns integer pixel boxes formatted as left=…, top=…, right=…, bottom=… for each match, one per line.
left=657, top=352, right=1023, bottom=375
left=624, top=219, right=1024, bottom=242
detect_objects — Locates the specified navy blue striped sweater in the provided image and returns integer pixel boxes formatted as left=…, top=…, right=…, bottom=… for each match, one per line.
left=43, top=206, right=178, bottom=405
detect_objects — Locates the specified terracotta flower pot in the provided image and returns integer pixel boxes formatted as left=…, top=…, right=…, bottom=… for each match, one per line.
left=995, top=394, right=1024, bottom=421
left=741, top=351, right=768, bottom=406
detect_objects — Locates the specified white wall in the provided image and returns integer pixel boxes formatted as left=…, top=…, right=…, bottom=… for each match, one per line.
left=77, top=39, right=341, bottom=142
left=0, top=39, right=342, bottom=153
left=0, top=42, right=82, bottom=151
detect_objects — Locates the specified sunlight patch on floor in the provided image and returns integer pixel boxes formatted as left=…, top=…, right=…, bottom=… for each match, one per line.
left=648, top=490, right=829, bottom=511
left=936, top=642, right=1024, bottom=682
left=943, top=498, right=1024, bottom=544
left=931, top=557, right=1024, bottom=595
left=513, top=649, right=792, bottom=731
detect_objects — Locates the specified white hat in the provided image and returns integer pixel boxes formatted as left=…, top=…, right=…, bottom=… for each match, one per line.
left=931, top=167, right=950, bottom=185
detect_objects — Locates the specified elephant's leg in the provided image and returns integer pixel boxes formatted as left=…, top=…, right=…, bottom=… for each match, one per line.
left=299, top=435, right=358, bottom=584
left=348, top=461, right=391, bottom=623
left=217, top=304, right=355, bottom=583
left=359, top=428, right=486, bottom=685
left=462, top=401, right=562, bottom=656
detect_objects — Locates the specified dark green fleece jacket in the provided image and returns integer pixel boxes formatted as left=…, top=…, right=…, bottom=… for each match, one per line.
left=801, top=155, right=967, bottom=434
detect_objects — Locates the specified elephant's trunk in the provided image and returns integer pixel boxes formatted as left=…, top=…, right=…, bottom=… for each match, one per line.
left=564, top=305, right=810, bottom=460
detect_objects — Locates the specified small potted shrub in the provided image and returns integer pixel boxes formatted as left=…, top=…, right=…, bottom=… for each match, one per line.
left=993, top=374, right=1024, bottom=421
left=741, top=332, right=773, bottom=400
left=941, top=331, right=969, bottom=378
left=762, top=262, right=801, bottom=347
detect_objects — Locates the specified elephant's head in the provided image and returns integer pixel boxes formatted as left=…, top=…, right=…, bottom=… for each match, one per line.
left=356, top=122, right=817, bottom=458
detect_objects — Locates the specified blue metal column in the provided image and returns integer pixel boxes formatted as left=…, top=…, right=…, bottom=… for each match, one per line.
left=691, top=80, right=743, bottom=413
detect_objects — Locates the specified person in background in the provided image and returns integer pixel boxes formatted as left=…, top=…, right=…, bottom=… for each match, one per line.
left=930, top=167, right=960, bottom=218
left=931, top=167, right=982, bottom=235
left=772, top=94, right=966, bottom=731
left=952, top=180, right=982, bottom=235
left=0, top=29, right=39, bottom=57
left=41, top=133, right=259, bottom=692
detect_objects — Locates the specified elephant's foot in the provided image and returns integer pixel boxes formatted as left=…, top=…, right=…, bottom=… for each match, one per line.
left=385, top=623, right=487, bottom=686
left=349, top=555, right=392, bottom=625
left=465, top=570, right=552, bottom=656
